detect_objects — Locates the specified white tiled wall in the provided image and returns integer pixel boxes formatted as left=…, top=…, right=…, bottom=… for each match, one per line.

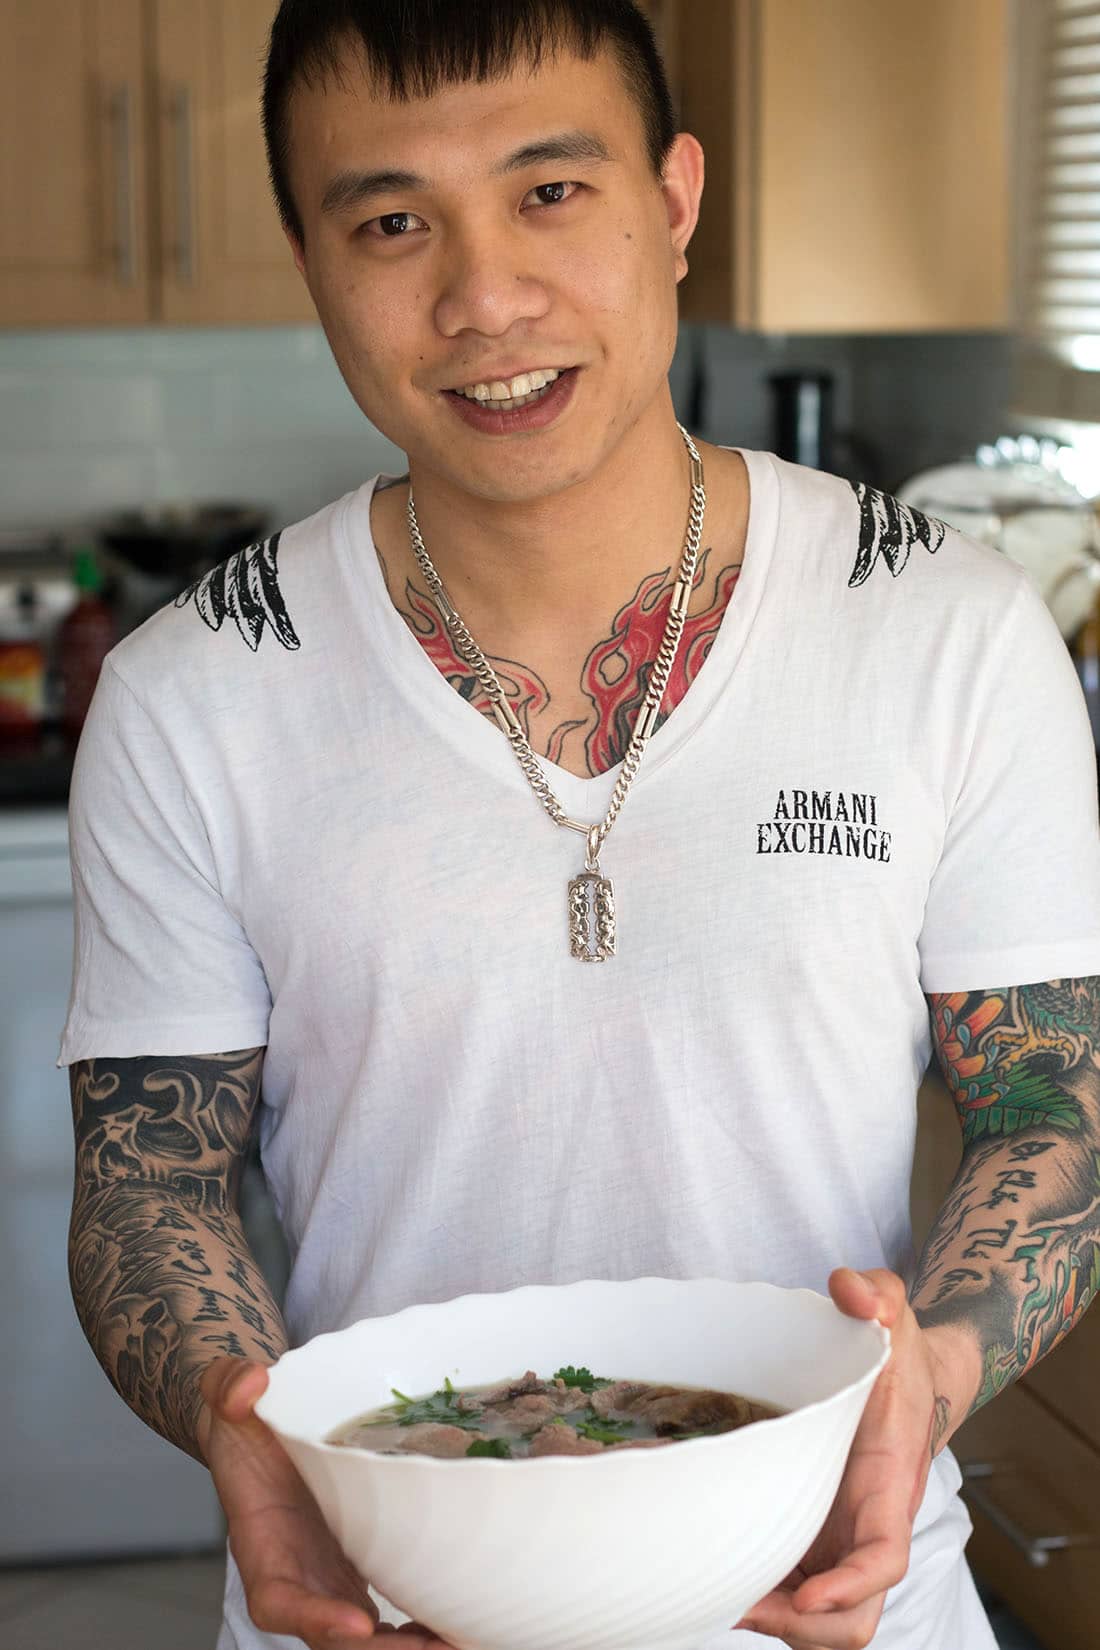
left=0, top=321, right=1018, bottom=540
left=0, top=327, right=406, bottom=534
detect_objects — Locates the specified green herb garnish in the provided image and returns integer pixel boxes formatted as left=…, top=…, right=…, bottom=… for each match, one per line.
left=553, top=1365, right=612, bottom=1392
left=466, top=1438, right=512, bottom=1458
left=575, top=1409, right=636, bottom=1445
left=382, top=1380, right=483, bottom=1432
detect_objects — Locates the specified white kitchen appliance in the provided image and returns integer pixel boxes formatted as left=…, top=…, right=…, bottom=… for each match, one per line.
left=0, top=807, right=225, bottom=1560
left=896, top=435, right=1100, bottom=640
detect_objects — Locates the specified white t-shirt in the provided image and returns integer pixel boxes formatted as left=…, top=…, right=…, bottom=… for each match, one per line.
left=59, top=449, right=1100, bottom=1649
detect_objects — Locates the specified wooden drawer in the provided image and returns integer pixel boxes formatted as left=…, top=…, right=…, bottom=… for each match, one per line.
left=1022, top=1301, right=1100, bottom=1456
left=952, top=1381, right=1100, bottom=1650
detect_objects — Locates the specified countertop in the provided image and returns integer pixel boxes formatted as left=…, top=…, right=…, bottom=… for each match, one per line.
left=0, top=725, right=75, bottom=807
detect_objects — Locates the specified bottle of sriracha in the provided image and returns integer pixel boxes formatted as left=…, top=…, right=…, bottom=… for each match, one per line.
left=0, top=585, right=48, bottom=754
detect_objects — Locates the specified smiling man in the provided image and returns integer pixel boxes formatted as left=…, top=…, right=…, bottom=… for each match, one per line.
left=59, top=5, right=1100, bottom=1650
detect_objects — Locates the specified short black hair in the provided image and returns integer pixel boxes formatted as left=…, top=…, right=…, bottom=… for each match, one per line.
left=262, top=0, right=679, bottom=246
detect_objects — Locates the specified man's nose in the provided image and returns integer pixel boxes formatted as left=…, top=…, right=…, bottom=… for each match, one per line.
left=433, top=219, right=552, bottom=339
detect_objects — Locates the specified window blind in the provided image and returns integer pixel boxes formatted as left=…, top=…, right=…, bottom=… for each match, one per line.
left=1016, top=0, right=1100, bottom=421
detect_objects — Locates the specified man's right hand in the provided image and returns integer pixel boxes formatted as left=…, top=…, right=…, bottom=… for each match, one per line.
left=198, top=1358, right=460, bottom=1650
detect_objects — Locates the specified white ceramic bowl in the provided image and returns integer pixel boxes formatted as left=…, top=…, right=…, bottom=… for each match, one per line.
left=255, top=1277, right=890, bottom=1650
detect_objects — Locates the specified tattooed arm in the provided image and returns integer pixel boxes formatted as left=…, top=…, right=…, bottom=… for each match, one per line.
left=67, top=1048, right=286, bottom=1462
left=912, top=979, right=1100, bottom=1454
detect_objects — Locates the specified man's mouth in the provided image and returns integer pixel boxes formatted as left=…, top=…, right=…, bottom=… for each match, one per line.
left=446, top=367, right=570, bottom=413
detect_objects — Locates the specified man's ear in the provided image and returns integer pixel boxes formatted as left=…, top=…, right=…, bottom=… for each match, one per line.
left=661, top=131, right=705, bottom=285
left=284, top=225, right=307, bottom=279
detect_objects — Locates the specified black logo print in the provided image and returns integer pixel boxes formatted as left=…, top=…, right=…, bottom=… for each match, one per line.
left=175, top=533, right=300, bottom=653
left=847, top=482, right=946, bottom=588
left=756, top=788, right=892, bottom=862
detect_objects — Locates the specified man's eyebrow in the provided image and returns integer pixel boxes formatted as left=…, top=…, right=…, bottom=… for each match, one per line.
left=320, top=129, right=615, bottom=217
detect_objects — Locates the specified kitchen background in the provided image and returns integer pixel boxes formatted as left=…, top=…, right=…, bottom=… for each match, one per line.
left=3, top=0, right=1100, bottom=1647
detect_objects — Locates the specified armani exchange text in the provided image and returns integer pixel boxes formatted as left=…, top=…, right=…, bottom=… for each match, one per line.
left=756, top=789, right=892, bottom=861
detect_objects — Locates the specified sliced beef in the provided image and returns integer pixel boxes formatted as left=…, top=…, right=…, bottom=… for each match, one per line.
left=486, top=1385, right=592, bottom=1427
left=460, top=1370, right=594, bottom=1428
left=548, top=1385, right=592, bottom=1415
left=589, top=1381, right=649, bottom=1418
left=464, top=1370, right=546, bottom=1409
left=526, top=1422, right=607, bottom=1457
left=599, top=1385, right=756, bottom=1435
left=379, top=1422, right=483, bottom=1458
left=453, top=1393, right=486, bottom=1414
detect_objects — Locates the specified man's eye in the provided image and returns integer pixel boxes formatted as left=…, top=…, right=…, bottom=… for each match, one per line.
left=360, top=182, right=581, bottom=240
left=525, top=181, right=581, bottom=210
left=361, top=210, right=428, bottom=239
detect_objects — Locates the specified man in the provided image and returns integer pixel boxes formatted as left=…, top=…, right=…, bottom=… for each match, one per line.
left=61, top=4, right=1100, bottom=1649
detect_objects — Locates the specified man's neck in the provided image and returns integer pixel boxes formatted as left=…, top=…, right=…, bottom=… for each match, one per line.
left=389, top=408, right=732, bottom=659
left=370, top=431, right=750, bottom=780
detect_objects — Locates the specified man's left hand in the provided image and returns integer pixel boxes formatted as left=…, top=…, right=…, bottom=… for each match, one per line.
left=734, top=1267, right=945, bottom=1650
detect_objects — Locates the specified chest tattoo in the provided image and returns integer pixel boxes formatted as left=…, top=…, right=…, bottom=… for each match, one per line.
left=380, top=545, right=741, bottom=779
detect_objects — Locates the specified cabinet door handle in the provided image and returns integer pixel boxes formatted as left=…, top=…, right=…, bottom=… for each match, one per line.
left=107, top=84, right=137, bottom=286
left=168, top=85, right=196, bottom=284
left=961, top=1460, right=1097, bottom=1568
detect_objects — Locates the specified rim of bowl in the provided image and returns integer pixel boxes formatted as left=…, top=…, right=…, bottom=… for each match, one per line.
left=256, top=1279, right=893, bottom=1468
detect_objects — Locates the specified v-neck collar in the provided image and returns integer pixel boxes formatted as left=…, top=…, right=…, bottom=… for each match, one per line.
left=339, top=445, right=781, bottom=818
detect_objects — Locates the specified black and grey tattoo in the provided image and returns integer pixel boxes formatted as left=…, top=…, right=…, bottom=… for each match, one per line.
left=68, top=1048, right=286, bottom=1460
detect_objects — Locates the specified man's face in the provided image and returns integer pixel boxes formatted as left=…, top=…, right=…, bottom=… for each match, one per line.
left=285, top=41, right=702, bottom=503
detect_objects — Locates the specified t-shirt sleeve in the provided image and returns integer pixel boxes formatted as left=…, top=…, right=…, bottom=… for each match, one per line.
left=57, top=657, right=272, bottom=1066
left=918, top=573, right=1100, bottom=993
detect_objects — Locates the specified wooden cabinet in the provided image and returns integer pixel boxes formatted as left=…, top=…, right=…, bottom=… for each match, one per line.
left=0, top=0, right=311, bottom=327
left=0, top=0, right=151, bottom=325
left=655, top=0, right=1010, bottom=333
left=911, top=1069, right=1100, bottom=1650
left=953, top=1376, right=1100, bottom=1650
left=152, top=0, right=311, bottom=324
left=4, top=0, right=1010, bottom=332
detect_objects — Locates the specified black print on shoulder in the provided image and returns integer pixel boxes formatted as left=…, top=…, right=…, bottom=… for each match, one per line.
left=175, top=533, right=301, bottom=652
left=847, top=481, right=946, bottom=589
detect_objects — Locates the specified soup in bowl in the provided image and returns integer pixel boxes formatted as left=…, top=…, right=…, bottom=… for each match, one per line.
left=254, top=1275, right=890, bottom=1650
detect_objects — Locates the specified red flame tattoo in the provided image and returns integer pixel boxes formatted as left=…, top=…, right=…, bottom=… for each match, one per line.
left=400, top=547, right=741, bottom=777
left=581, top=548, right=741, bottom=773
left=404, top=581, right=552, bottom=734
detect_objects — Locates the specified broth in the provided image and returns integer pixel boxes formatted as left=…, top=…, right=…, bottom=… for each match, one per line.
left=327, top=1365, right=785, bottom=1459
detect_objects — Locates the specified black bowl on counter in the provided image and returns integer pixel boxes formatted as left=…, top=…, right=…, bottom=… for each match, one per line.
left=99, top=503, right=269, bottom=580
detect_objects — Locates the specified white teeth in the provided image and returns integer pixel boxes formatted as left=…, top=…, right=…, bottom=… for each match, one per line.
left=486, top=388, right=543, bottom=411
left=457, top=368, right=561, bottom=401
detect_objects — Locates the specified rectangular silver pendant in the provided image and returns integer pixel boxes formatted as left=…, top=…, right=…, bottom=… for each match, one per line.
left=568, top=871, right=616, bottom=961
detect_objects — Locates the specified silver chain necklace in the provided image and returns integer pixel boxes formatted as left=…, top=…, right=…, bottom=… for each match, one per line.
left=406, top=421, right=706, bottom=960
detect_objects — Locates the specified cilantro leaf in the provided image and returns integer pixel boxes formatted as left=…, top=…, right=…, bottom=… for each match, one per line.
left=575, top=1410, right=636, bottom=1445
left=466, top=1438, right=512, bottom=1458
left=381, top=1384, right=483, bottom=1431
left=553, top=1365, right=611, bottom=1392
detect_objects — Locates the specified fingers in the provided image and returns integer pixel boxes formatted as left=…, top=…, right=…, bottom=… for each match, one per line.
left=194, top=1361, right=409, bottom=1650
left=736, top=1590, right=886, bottom=1648
left=735, top=1270, right=925, bottom=1645
left=828, top=1267, right=908, bottom=1329
left=248, top=1575, right=378, bottom=1648
left=196, top=1357, right=273, bottom=1463
left=792, top=1417, right=920, bottom=1615
left=793, top=1528, right=910, bottom=1615
left=200, top=1355, right=271, bottom=1423
left=382, top=1627, right=461, bottom=1647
